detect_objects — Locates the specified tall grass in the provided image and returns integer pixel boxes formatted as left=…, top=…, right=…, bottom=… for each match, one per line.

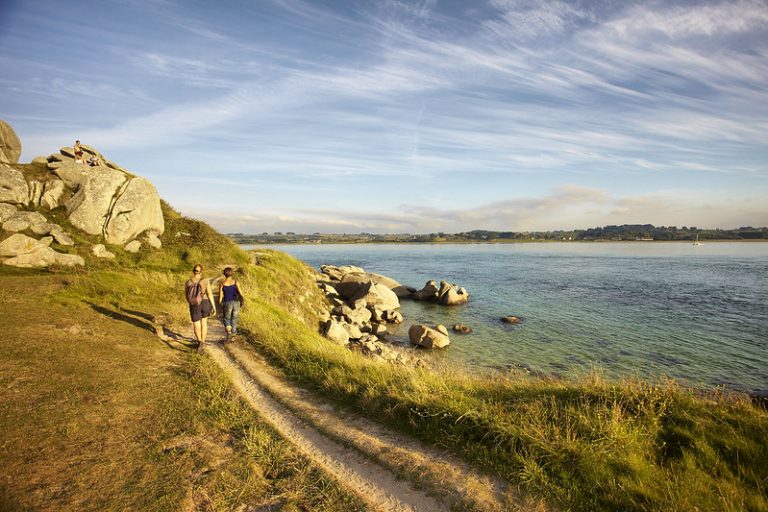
left=233, top=249, right=768, bottom=512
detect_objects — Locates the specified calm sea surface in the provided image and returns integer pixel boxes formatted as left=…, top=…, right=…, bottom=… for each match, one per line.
left=244, top=242, right=768, bottom=392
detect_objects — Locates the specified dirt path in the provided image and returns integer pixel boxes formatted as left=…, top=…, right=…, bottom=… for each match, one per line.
left=188, top=321, right=523, bottom=512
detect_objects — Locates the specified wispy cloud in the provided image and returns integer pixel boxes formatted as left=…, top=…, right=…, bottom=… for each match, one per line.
left=193, top=185, right=768, bottom=234
left=4, top=0, right=767, bottom=232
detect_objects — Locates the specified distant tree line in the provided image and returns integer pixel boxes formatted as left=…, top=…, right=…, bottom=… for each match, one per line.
left=229, top=224, right=768, bottom=244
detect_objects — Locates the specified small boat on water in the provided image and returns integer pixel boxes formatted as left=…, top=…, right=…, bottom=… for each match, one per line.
left=693, top=234, right=702, bottom=246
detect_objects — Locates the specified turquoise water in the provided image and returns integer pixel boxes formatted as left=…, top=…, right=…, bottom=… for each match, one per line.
left=245, top=242, right=768, bottom=392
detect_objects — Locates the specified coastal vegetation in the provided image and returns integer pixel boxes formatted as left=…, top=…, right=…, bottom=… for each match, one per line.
left=0, top=222, right=363, bottom=511
left=232, top=250, right=768, bottom=512
left=2, top=204, right=766, bottom=511
left=229, top=224, right=768, bottom=244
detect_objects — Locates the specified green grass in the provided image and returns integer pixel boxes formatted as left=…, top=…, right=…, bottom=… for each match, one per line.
left=0, top=270, right=366, bottom=512
left=4, top=173, right=767, bottom=511
left=230, top=249, right=768, bottom=512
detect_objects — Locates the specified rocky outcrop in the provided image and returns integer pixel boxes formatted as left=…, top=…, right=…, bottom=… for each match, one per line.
left=501, top=316, right=521, bottom=324
left=0, top=120, right=21, bottom=164
left=408, top=324, right=450, bottom=349
left=316, top=265, right=411, bottom=364
left=320, top=264, right=415, bottom=298
left=0, top=122, right=166, bottom=269
left=53, top=146, right=164, bottom=246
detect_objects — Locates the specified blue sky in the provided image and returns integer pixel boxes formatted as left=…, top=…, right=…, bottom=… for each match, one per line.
left=2, top=0, right=767, bottom=233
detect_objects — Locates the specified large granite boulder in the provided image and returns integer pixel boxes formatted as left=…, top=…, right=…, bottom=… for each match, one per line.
left=323, top=319, right=350, bottom=345
left=64, top=165, right=164, bottom=245
left=0, top=232, right=85, bottom=268
left=48, top=145, right=164, bottom=247
left=408, top=324, right=451, bottom=349
left=0, top=234, right=55, bottom=268
left=320, top=264, right=362, bottom=281
left=0, top=120, right=21, bottom=164
left=334, top=302, right=372, bottom=326
left=349, top=281, right=400, bottom=312
left=0, top=164, right=29, bottom=205
left=412, top=280, right=440, bottom=301
left=413, top=280, right=469, bottom=305
left=0, top=233, right=52, bottom=257
left=437, top=281, right=470, bottom=305
left=104, top=176, right=164, bottom=245
left=52, top=160, right=90, bottom=188
left=65, top=167, right=128, bottom=236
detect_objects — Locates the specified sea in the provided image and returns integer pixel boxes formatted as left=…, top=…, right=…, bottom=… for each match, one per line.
left=243, top=242, right=768, bottom=393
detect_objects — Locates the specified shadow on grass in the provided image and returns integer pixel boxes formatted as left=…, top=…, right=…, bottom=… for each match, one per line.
left=119, top=307, right=156, bottom=322
left=89, top=303, right=153, bottom=331
left=88, top=302, right=197, bottom=352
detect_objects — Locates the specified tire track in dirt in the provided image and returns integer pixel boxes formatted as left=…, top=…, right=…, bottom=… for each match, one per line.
left=199, top=323, right=447, bottom=512
left=223, top=342, right=522, bottom=512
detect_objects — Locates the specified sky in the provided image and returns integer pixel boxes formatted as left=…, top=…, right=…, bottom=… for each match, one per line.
left=1, top=0, right=767, bottom=234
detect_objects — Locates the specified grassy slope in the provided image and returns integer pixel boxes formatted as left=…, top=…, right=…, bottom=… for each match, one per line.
left=1, top=182, right=766, bottom=511
left=233, top=250, right=768, bottom=512
left=0, top=199, right=365, bottom=511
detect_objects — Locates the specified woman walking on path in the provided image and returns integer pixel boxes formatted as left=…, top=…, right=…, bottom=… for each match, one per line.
left=219, top=267, right=244, bottom=341
left=185, top=264, right=216, bottom=352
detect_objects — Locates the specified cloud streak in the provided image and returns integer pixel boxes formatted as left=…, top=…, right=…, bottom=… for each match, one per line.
left=3, top=0, right=767, bottom=232
left=190, top=185, right=768, bottom=234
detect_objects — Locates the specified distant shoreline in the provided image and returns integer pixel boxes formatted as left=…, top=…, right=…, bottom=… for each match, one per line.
left=240, top=238, right=768, bottom=246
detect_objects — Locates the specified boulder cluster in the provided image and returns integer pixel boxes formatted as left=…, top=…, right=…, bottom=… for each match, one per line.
left=0, top=120, right=164, bottom=268
left=316, top=264, right=473, bottom=357
left=317, top=265, right=410, bottom=363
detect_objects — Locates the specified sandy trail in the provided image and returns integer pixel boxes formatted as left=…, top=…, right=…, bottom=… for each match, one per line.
left=200, top=322, right=445, bottom=512
left=185, top=320, right=524, bottom=512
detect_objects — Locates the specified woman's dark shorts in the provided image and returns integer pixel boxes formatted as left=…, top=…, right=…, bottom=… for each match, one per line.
left=189, top=299, right=213, bottom=322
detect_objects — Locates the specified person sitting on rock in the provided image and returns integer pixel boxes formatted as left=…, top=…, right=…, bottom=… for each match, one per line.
left=74, top=140, right=84, bottom=163
left=87, top=154, right=100, bottom=167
